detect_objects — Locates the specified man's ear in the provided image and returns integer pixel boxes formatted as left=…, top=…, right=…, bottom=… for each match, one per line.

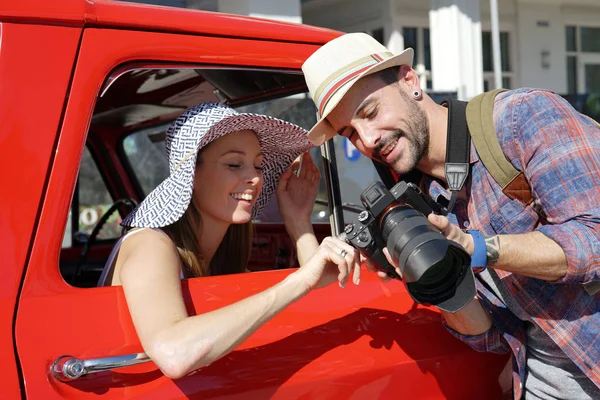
left=398, top=65, right=421, bottom=91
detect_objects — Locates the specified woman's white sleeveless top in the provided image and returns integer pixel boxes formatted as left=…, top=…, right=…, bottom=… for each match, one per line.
left=97, top=227, right=184, bottom=286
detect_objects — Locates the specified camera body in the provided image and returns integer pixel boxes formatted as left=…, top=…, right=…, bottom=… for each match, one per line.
left=343, top=181, right=440, bottom=279
left=343, top=181, right=475, bottom=310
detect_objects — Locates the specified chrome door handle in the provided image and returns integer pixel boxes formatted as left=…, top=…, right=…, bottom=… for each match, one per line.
left=51, top=353, right=151, bottom=381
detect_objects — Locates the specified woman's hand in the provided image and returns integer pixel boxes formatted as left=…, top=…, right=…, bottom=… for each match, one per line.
left=276, top=152, right=320, bottom=226
left=294, top=237, right=361, bottom=291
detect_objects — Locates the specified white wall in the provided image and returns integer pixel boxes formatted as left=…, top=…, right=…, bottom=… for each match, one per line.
left=516, top=2, right=567, bottom=92
left=302, top=0, right=388, bottom=32
left=219, top=0, right=302, bottom=23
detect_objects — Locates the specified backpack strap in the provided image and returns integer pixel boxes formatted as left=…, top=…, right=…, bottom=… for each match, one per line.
left=466, top=89, right=534, bottom=206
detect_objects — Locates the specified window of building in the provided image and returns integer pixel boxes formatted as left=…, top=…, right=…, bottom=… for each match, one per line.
left=566, top=25, right=600, bottom=94
left=403, top=26, right=432, bottom=90
left=566, top=26, right=577, bottom=52
left=481, top=31, right=512, bottom=91
left=567, top=55, right=578, bottom=95
left=580, top=27, right=600, bottom=53
left=370, top=27, right=384, bottom=45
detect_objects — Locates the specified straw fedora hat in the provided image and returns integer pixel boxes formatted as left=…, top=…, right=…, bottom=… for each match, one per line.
left=302, top=32, right=414, bottom=145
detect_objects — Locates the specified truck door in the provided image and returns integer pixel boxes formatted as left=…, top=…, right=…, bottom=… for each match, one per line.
left=0, top=21, right=81, bottom=400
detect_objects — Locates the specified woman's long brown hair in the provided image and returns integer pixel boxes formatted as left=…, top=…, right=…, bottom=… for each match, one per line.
left=166, top=200, right=253, bottom=278
left=164, top=153, right=254, bottom=278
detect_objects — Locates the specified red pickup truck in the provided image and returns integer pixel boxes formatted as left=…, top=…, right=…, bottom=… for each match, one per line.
left=1, top=0, right=510, bottom=398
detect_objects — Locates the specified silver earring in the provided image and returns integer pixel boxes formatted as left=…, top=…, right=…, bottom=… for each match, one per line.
left=413, top=90, right=422, bottom=100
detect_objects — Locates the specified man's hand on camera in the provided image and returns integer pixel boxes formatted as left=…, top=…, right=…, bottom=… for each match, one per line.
left=362, top=213, right=474, bottom=283
left=362, top=248, right=403, bottom=282
left=427, top=214, right=474, bottom=255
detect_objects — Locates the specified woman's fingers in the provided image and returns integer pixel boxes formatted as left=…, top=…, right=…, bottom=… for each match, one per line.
left=362, top=254, right=393, bottom=282
left=382, top=247, right=395, bottom=266
left=299, top=153, right=310, bottom=179
left=352, top=246, right=361, bottom=285
left=277, top=166, right=293, bottom=193
left=298, top=152, right=320, bottom=184
left=362, top=255, right=377, bottom=272
left=288, top=153, right=318, bottom=184
left=289, top=156, right=301, bottom=176
left=321, top=237, right=361, bottom=288
left=312, top=163, right=320, bottom=184
left=377, top=271, right=392, bottom=281
left=319, top=239, right=348, bottom=287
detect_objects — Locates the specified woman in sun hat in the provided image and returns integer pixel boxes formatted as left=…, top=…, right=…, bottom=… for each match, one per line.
left=97, top=102, right=360, bottom=379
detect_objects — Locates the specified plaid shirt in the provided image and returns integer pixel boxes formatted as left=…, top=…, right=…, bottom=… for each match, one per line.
left=422, top=88, right=600, bottom=399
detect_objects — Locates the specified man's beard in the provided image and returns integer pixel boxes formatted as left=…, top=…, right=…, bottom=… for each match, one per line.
left=373, top=91, right=429, bottom=175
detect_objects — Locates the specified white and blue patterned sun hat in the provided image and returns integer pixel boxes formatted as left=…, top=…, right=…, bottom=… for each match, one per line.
left=121, top=102, right=312, bottom=228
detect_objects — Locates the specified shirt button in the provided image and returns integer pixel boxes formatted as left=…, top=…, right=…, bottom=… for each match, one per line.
left=463, top=220, right=470, bottom=228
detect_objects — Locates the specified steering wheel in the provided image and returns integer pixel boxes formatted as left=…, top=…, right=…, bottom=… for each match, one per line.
left=70, top=198, right=138, bottom=286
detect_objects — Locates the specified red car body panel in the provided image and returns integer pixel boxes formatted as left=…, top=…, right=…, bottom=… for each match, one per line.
left=0, top=22, right=82, bottom=399
left=1, top=1, right=510, bottom=398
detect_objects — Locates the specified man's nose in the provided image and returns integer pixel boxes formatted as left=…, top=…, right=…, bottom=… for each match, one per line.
left=356, top=123, right=381, bottom=150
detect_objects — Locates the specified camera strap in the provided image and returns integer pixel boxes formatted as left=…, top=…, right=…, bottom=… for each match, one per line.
left=444, top=99, right=471, bottom=213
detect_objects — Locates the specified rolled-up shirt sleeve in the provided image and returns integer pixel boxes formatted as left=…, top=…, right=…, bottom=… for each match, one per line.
left=442, top=317, right=511, bottom=354
left=512, top=90, right=600, bottom=285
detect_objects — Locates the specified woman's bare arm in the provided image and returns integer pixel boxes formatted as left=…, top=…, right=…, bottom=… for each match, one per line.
left=117, top=229, right=359, bottom=379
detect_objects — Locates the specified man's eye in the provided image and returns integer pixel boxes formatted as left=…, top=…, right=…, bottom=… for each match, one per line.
left=366, top=108, right=378, bottom=119
left=254, top=165, right=264, bottom=171
left=227, top=164, right=242, bottom=169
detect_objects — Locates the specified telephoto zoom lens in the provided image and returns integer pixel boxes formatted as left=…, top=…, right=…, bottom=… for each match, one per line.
left=380, top=205, right=474, bottom=311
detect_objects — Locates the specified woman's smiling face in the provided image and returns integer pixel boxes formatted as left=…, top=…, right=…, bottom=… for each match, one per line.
left=192, top=130, right=264, bottom=229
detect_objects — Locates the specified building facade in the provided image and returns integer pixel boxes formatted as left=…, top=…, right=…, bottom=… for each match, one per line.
left=302, top=0, right=600, bottom=100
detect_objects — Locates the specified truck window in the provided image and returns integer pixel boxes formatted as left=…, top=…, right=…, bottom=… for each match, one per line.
left=61, top=65, right=334, bottom=287
left=62, top=146, right=122, bottom=249
left=60, top=146, right=124, bottom=286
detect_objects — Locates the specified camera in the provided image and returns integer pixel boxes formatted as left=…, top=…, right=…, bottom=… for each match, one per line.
left=342, top=181, right=476, bottom=312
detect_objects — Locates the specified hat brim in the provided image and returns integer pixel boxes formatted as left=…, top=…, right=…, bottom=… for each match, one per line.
left=122, top=156, right=197, bottom=228
left=307, top=48, right=414, bottom=146
left=122, top=113, right=311, bottom=228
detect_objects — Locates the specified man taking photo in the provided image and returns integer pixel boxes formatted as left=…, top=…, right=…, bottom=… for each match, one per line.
left=301, top=33, right=600, bottom=400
